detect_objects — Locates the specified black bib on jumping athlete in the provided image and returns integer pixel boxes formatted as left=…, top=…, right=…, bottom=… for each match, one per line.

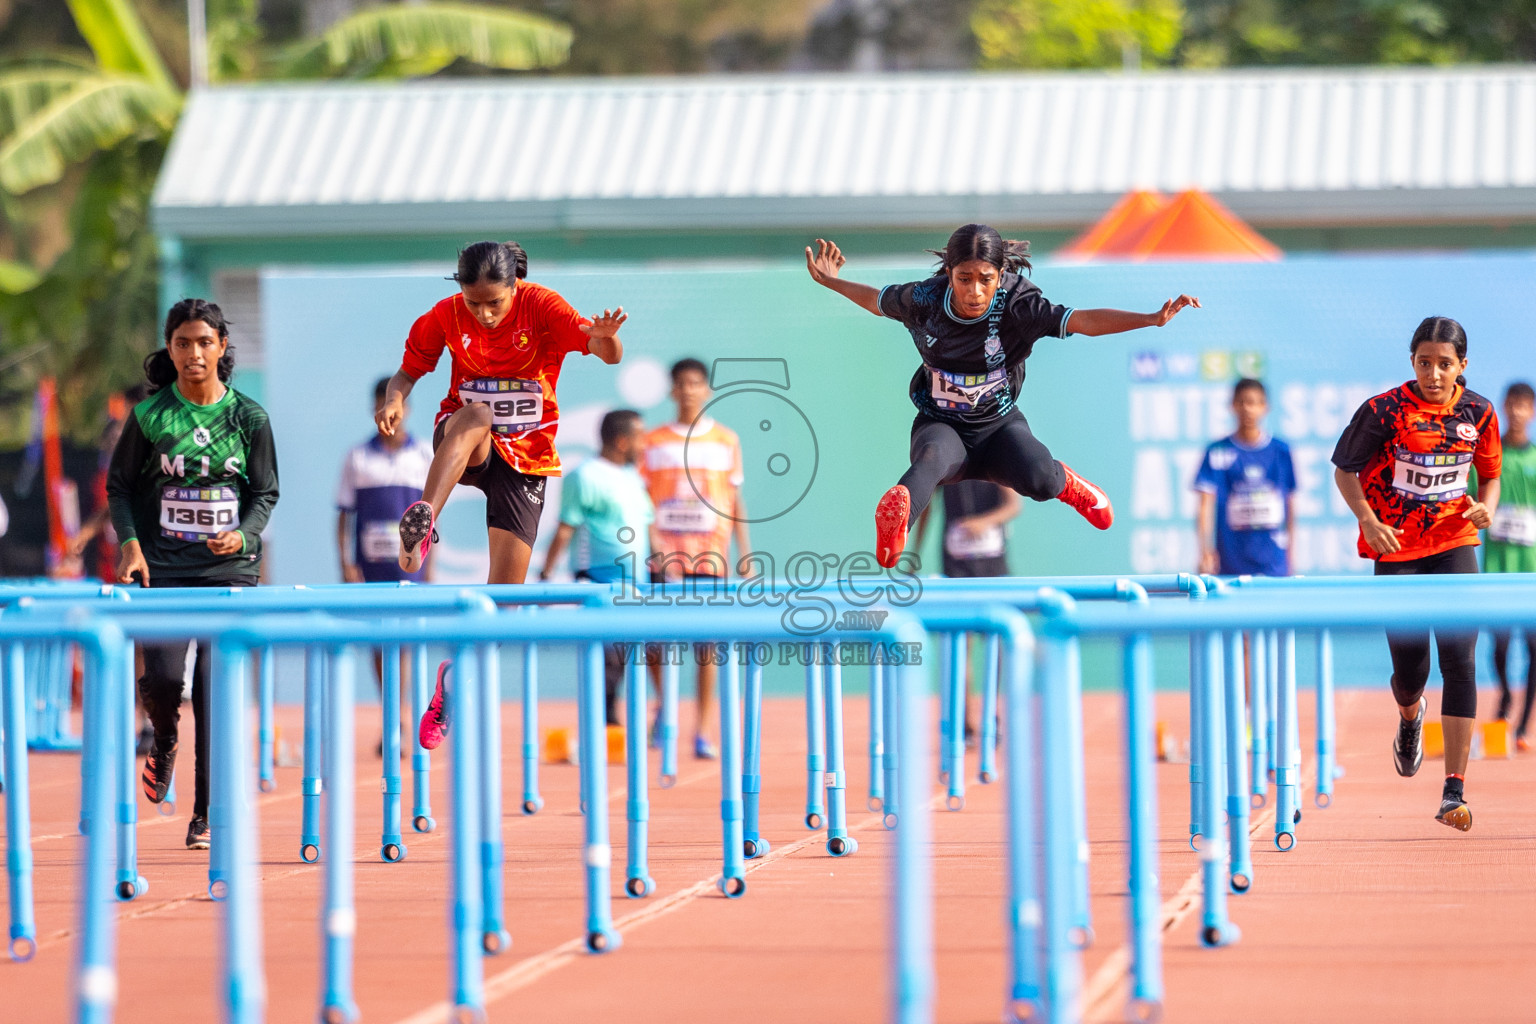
left=877, top=272, right=1072, bottom=424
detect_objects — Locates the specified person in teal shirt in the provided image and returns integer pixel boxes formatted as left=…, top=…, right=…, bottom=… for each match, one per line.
left=1484, top=381, right=1536, bottom=747
left=540, top=409, right=655, bottom=723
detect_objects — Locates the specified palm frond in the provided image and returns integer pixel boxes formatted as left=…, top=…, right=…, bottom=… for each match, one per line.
left=0, top=68, right=96, bottom=140
left=0, top=75, right=180, bottom=195
left=0, top=259, right=42, bottom=295
left=63, top=0, right=175, bottom=91
left=278, top=3, right=572, bottom=79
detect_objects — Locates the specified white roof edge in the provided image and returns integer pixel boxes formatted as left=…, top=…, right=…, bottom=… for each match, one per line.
left=153, top=67, right=1536, bottom=239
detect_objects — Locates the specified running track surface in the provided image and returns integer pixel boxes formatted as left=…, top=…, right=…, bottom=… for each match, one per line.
left=5, top=689, right=1534, bottom=1023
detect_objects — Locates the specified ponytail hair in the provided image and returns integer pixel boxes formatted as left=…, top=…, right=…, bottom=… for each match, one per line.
left=928, top=223, right=1031, bottom=275
left=145, top=298, right=235, bottom=393
left=1409, top=316, right=1468, bottom=389
left=454, top=241, right=528, bottom=286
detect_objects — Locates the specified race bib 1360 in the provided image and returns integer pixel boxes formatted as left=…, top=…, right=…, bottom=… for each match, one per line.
left=160, top=485, right=239, bottom=541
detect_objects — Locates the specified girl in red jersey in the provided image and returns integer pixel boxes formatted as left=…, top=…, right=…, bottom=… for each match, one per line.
left=376, top=241, right=625, bottom=747
left=1332, top=316, right=1501, bottom=831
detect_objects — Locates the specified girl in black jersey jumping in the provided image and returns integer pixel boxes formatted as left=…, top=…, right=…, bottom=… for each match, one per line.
left=806, top=224, right=1199, bottom=567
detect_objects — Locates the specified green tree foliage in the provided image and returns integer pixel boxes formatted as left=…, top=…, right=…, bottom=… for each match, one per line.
left=1177, top=0, right=1536, bottom=66
left=973, top=0, right=1185, bottom=69
left=278, top=2, right=571, bottom=78
left=0, top=0, right=573, bottom=442
left=524, top=0, right=820, bottom=73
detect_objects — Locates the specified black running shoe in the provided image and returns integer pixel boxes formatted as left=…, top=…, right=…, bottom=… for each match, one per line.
left=1392, top=694, right=1425, bottom=778
left=1435, top=780, right=1472, bottom=832
left=398, top=500, right=437, bottom=574
left=142, top=738, right=177, bottom=804
left=186, top=814, right=211, bottom=850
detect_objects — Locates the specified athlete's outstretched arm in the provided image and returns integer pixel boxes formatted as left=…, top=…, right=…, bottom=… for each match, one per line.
left=1068, top=295, right=1201, bottom=336
left=582, top=308, right=627, bottom=364
left=806, top=239, right=881, bottom=315
left=377, top=370, right=417, bottom=438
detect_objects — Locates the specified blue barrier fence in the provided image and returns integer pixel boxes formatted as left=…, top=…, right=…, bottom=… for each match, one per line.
left=5, top=573, right=1535, bottom=1024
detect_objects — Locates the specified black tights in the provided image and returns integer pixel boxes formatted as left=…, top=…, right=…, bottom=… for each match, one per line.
left=1375, top=546, right=1479, bottom=720
left=1492, top=630, right=1536, bottom=737
left=898, top=411, right=1064, bottom=524
left=135, top=575, right=252, bottom=819
left=139, top=639, right=211, bottom=818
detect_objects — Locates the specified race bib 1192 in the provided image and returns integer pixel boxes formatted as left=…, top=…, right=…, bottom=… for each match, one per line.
left=1391, top=448, right=1472, bottom=502
left=160, top=485, right=239, bottom=541
left=459, top=378, right=543, bottom=436
left=930, top=366, right=1006, bottom=412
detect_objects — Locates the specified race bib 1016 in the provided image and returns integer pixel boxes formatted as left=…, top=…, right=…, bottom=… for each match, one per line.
left=656, top=499, right=717, bottom=534
left=160, top=485, right=239, bottom=541
left=1226, top=486, right=1284, bottom=531
left=458, top=378, right=543, bottom=436
left=930, top=366, right=1006, bottom=412
left=1490, top=505, right=1536, bottom=546
left=1391, top=448, right=1472, bottom=502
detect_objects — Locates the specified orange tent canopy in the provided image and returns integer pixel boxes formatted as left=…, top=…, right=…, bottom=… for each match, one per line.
left=1061, top=189, right=1281, bottom=262
left=1057, top=189, right=1169, bottom=259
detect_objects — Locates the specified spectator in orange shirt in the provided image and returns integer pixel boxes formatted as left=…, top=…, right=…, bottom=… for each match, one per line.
left=641, top=359, right=751, bottom=759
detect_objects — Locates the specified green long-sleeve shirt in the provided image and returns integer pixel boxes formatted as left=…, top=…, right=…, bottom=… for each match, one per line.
left=106, top=384, right=279, bottom=581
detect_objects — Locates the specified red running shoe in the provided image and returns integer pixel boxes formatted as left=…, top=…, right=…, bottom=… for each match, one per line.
left=1057, top=463, right=1114, bottom=530
left=398, top=500, right=437, bottom=574
left=874, top=485, right=911, bottom=569
left=419, top=660, right=452, bottom=750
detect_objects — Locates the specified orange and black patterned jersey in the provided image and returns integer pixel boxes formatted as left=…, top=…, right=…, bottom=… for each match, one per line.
left=1332, top=382, right=1502, bottom=562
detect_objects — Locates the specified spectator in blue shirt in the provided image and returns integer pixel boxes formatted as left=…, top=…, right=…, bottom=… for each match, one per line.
left=539, top=409, right=656, bottom=725
left=338, top=378, right=435, bottom=584
left=1194, top=378, right=1297, bottom=577
left=337, top=377, right=434, bottom=755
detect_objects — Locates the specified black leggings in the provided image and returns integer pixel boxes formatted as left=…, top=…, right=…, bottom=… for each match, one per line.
left=1492, top=629, right=1536, bottom=736
left=1375, top=546, right=1479, bottom=719
left=898, top=411, right=1064, bottom=524
left=138, top=575, right=253, bottom=818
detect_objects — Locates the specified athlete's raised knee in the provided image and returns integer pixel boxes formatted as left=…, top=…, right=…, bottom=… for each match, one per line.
left=447, top=401, right=494, bottom=433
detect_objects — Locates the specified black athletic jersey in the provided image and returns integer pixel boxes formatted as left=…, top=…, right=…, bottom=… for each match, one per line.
left=106, top=385, right=279, bottom=581
left=940, top=480, right=1011, bottom=578
left=877, top=272, right=1073, bottom=424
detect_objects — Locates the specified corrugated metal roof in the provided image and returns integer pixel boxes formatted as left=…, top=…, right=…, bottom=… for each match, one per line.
left=153, top=67, right=1536, bottom=238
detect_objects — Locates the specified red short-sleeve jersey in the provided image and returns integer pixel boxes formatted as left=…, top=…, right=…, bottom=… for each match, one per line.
left=1332, top=382, right=1502, bottom=562
left=401, top=285, right=591, bottom=476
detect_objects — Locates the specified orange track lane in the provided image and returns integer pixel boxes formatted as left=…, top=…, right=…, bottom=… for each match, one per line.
left=3, top=689, right=1533, bottom=1023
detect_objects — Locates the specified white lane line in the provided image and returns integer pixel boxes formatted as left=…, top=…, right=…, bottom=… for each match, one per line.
left=1080, top=773, right=1310, bottom=1022
left=387, top=797, right=940, bottom=1024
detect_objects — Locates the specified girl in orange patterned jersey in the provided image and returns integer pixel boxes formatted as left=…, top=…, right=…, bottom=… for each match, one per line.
left=1332, top=316, right=1501, bottom=831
